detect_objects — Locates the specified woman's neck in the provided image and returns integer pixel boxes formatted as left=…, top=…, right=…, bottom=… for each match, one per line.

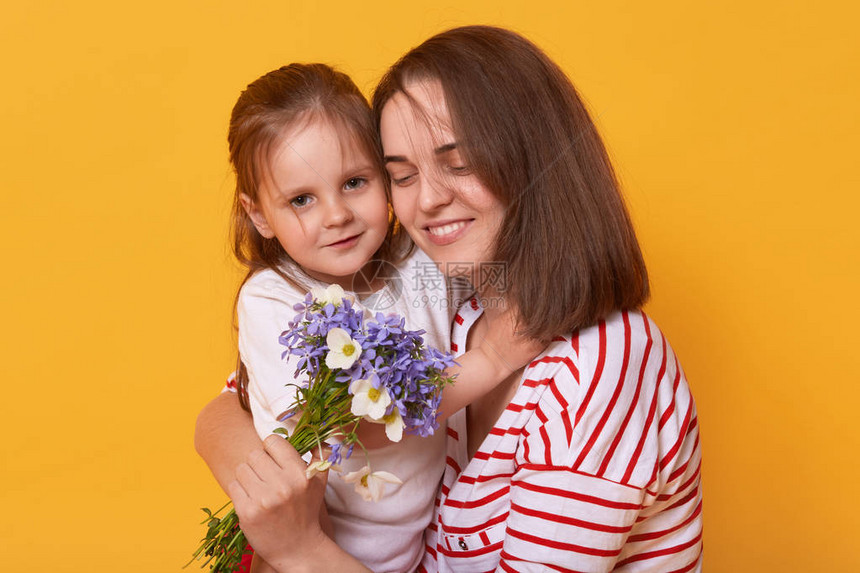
left=472, top=285, right=509, bottom=323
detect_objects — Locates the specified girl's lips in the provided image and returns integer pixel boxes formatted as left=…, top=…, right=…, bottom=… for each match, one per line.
left=327, top=233, right=362, bottom=249
left=424, top=219, right=472, bottom=246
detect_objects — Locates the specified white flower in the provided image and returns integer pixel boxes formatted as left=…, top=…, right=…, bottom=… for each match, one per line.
left=305, top=459, right=340, bottom=479
left=350, top=379, right=391, bottom=420
left=325, top=328, right=362, bottom=370
left=342, top=465, right=402, bottom=502
left=311, top=284, right=347, bottom=306
left=379, top=408, right=404, bottom=442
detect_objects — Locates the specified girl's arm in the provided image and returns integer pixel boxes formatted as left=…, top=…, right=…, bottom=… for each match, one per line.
left=354, top=304, right=545, bottom=449
left=230, top=435, right=371, bottom=573
left=437, top=304, right=545, bottom=420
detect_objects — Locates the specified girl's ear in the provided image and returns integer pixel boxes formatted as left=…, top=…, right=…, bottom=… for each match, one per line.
left=240, top=193, right=275, bottom=239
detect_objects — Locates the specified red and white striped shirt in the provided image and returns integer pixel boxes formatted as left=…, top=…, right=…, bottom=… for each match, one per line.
left=419, top=299, right=703, bottom=572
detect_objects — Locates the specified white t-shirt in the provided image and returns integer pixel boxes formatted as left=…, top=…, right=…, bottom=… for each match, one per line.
left=237, top=247, right=467, bottom=573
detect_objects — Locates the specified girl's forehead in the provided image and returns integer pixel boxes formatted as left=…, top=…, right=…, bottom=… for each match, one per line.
left=275, top=116, right=370, bottom=164
left=277, top=114, right=340, bottom=149
left=263, top=118, right=374, bottom=191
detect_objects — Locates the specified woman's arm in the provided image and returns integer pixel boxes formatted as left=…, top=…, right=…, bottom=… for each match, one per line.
left=194, top=391, right=261, bottom=494
left=195, top=389, right=336, bottom=511
left=248, top=554, right=280, bottom=573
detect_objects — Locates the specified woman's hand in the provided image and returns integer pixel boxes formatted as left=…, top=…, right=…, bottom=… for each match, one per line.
left=228, top=435, right=328, bottom=568
left=228, top=435, right=370, bottom=573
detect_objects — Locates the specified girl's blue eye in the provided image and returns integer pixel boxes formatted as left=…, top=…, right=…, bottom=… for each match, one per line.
left=344, top=177, right=366, bottom=190
left=290, top=195, right=311, bottom=208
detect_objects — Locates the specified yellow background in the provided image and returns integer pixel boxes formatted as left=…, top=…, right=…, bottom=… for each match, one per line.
left=1, top=0, right=857, bottom=570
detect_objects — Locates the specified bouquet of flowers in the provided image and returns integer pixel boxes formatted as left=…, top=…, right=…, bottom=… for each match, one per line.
left=188, top=285, right=455, bottom=572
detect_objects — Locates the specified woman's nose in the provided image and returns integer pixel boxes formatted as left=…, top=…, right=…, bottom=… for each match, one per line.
left=418, top=176, right=454, bottom=212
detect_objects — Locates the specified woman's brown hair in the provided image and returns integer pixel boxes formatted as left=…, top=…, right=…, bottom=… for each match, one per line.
left=372, top=26, right=649, bottom=340
left=229, top=63, right=408, bottom=408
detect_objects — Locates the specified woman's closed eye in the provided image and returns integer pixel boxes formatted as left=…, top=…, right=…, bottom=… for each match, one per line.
left=447, top=164, right=471, bottom=175
left=388, top=171, right=417, bottom=187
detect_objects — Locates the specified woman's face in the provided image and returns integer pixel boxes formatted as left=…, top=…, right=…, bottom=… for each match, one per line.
left=379, top=80, right=505, bottom=285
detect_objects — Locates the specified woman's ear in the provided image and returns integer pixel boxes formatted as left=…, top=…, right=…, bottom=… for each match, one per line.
left=240, top=193, right=275, bottom=239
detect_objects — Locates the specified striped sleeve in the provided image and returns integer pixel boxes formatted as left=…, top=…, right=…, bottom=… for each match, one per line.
left=502, top=466, right=644, bottom=570
left=501, top=311, right=702, bottom=571
left=223, top=372, right=238, bottom=393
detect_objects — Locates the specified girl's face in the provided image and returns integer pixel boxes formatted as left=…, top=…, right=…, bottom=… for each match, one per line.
left=242, top=117, right=390, bottom=289
left=379, top=80, right=505, bottom=285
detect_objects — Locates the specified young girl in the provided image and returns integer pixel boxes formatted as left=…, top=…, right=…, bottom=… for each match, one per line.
left=221, top=63, right=539, bottom=573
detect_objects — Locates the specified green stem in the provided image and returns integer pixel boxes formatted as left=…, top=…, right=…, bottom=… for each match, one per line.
left=188, top=371, right=359, bottom=571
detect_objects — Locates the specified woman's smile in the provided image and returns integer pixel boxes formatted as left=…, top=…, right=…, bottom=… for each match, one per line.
left=424, top=219, right=473, bottom=245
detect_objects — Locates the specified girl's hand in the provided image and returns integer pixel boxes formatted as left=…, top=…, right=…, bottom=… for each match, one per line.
left=435, top=303, right=547, bottom=421
left=228, top=435, right=330, bottom=570
left=480, top=304, right=546, bottom=376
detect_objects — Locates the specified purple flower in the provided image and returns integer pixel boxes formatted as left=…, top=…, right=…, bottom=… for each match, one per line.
left=278, top=290, right=455, bottom=446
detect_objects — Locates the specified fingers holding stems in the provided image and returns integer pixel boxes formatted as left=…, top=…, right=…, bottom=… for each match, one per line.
left=228, top=435, right=331, bottom=567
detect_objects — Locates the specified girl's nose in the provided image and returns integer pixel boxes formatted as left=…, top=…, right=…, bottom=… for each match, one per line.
left=323, top=195, right=355, bottom=227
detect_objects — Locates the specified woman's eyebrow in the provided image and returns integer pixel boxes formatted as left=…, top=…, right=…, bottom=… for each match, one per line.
left=384, top=142, right=458, bottom=164
left=435, top=142, right=458, bottom=154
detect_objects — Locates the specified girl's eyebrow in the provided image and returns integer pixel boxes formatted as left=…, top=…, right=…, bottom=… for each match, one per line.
left=384, top=142, right=458, bottom=164
left=341, top=161, right=375, bottom=173
left=277, top=184, right=313, bottom=198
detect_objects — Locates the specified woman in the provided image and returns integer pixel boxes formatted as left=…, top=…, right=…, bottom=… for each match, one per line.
left=197, top=25, right=703, bottom=572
